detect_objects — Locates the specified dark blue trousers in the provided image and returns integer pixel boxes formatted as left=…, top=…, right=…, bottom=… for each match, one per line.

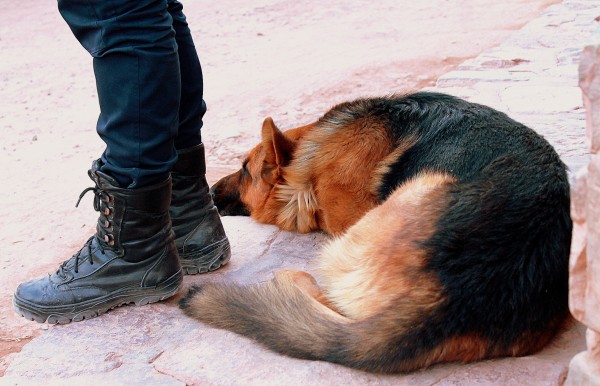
left=58, top=0, right=206, bottom=188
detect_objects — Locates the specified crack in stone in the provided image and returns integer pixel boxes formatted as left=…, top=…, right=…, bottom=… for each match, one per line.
left=148, top=350, right=165, bottom=364
left=260, top=229, right=281, bottom=258
left=151, top=353, right=189, bottom=386
left=104, top=352, right=123, bottom=370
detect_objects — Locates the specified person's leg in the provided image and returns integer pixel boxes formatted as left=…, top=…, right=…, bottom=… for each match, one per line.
left=13, top=0, right=183, bottom=324
left=168, top=0, right=205, bottom=150
left=167, top=0, right=231, bottom=274
left=62, top=0, right=181, bottom=188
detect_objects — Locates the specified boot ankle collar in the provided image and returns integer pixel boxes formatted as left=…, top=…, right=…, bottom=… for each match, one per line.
left=172, top=143, right=206, bottom=176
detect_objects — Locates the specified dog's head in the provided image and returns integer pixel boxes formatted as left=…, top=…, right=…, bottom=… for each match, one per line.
left=211, top=117, right=299, bottom=219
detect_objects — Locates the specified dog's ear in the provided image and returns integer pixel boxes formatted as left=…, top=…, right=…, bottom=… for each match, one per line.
left=261, top=117, right=295, bottom=168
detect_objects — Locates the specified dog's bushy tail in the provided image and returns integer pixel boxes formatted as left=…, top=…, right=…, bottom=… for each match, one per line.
left=179, top=273, right=458, bottom=373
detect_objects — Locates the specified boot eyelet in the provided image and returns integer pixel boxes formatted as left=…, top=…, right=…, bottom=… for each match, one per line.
left=104, top=208, right=111, bottom=216
left=104, top=233, right=115, bottom=247
left=104, top=220, right=110, bottom=228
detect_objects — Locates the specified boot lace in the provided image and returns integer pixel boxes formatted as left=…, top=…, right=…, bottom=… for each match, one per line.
left=56, top=186, right=113, bottom=278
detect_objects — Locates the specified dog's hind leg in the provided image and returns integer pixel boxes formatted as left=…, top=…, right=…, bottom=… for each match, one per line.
left=274, top=270, right=347, bottom=318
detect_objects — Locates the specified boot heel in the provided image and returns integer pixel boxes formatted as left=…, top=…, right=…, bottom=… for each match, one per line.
left=181, top=239, right=231, bottom=275
left=135, top=269, right=183, bottom=306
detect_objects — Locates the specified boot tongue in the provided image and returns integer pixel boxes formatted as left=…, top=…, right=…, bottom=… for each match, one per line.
left=89, top=159, right=121, bottom=188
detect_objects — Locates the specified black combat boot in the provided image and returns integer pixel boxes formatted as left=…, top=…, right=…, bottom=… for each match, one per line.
left=170, top=144, right=231, bottom=274
left=13, top=161, right=183, bottom=324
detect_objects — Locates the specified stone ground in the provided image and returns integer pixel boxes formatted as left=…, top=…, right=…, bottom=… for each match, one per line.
left=1, top=0, right=599, bottom=385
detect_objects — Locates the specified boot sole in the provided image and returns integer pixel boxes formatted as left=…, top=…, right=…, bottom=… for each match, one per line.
left=179, top=238, right=231, bottom=275
left=13, top=270, right=183, bottom=325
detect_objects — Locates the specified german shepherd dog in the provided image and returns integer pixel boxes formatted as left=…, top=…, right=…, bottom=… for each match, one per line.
left=180, top=92, right=572, bottom=373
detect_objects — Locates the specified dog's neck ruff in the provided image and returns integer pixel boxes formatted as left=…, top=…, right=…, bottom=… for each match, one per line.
left=274, top=183, right=318, bottom=233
